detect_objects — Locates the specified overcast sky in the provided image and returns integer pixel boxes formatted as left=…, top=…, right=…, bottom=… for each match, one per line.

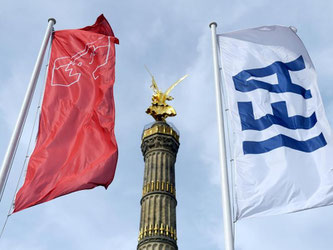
left=0, top=1, right=333, bottom=250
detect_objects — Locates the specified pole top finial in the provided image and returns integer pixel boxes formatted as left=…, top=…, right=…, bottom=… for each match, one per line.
left=209, top=22, right=217, bottom=28
left=48, top=18, right=56, bottom=25
left=289, top=26, right=297, bottom=33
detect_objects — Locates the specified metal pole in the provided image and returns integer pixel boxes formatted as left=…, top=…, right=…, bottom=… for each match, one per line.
left=0, top=18, right=56, bottom=201
left=209, top=22, right=234, bottom=250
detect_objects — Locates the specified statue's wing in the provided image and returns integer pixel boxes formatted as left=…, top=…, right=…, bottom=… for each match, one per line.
left=145, top=65, right=159, bottom=92
left=151, top=76, right=159, bottom=92
left=165, top=74, right=188, bottom=96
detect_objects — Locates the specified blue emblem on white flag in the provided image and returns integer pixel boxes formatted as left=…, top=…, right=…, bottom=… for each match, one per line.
left=234, top=56, right=327, bottom=154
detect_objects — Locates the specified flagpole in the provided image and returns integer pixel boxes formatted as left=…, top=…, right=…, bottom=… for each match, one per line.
left=0, top=18, right=56, bottom=202
left=209, top=22, right=234, bottom=250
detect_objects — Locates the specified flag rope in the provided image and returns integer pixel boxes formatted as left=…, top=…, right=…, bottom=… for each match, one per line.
left=222, top=90, right=236, bottom=226
left=217, top=33, right=237, bottom=236
left=0, top=42, right=52, bottom=240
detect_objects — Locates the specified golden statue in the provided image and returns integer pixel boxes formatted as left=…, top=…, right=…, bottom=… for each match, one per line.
left=145, top=67, right=188, bottom=121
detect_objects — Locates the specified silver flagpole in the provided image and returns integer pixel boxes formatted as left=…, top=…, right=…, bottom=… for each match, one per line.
left=0, top=18, right=56, bottom=201
left=209, top=22, right=234, bottom=250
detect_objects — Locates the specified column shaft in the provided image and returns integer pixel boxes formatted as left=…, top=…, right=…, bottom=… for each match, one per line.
left=137, top=122, right=180, bottom=250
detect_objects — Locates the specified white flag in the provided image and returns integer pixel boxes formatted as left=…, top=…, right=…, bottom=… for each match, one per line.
left=218, top=25, right=333, bottom=220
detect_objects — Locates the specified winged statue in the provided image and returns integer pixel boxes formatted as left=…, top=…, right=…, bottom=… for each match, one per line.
left=145, top=67, right=188, bottom=121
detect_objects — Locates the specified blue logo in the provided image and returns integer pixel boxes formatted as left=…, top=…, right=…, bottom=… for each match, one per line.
left=234, top=56, right=327, bottom=154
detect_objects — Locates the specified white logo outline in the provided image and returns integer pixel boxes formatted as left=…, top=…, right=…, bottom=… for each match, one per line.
left=50, top=36, right=111, bottom=87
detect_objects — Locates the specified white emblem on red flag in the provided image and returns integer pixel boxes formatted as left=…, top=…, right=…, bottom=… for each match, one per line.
left=51, top=36, right=111, bottom=87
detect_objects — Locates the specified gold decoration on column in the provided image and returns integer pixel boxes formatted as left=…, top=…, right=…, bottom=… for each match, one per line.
left=142, top=122, right=179, bottom=141
left=138, top=228, right=143, bottom=240
left=160, top=223, right=165, bottom=235
left=166, top=225, right=170, bottom=236
left=149, top=224, right=153, bottom=236
left=138, top=223, right=178, bottom=241
left=142, top=181, right=176, bottom=196
left=144, top=226, right=148, bottom=237
left=154, top=223, right=159, bottom=235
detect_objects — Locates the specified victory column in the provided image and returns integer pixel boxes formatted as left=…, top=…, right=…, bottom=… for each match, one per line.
left=137, top=71, right=188, bottom=250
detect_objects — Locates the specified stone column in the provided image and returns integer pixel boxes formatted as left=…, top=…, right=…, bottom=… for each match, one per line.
left=137, top=122, right=180, bottom=250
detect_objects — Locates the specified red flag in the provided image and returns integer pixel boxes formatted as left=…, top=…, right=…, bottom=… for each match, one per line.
left=14, top=15, right=119, bottom=212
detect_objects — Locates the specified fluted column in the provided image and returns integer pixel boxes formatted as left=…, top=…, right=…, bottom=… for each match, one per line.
left=137, top=122, right=180, bottom=250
